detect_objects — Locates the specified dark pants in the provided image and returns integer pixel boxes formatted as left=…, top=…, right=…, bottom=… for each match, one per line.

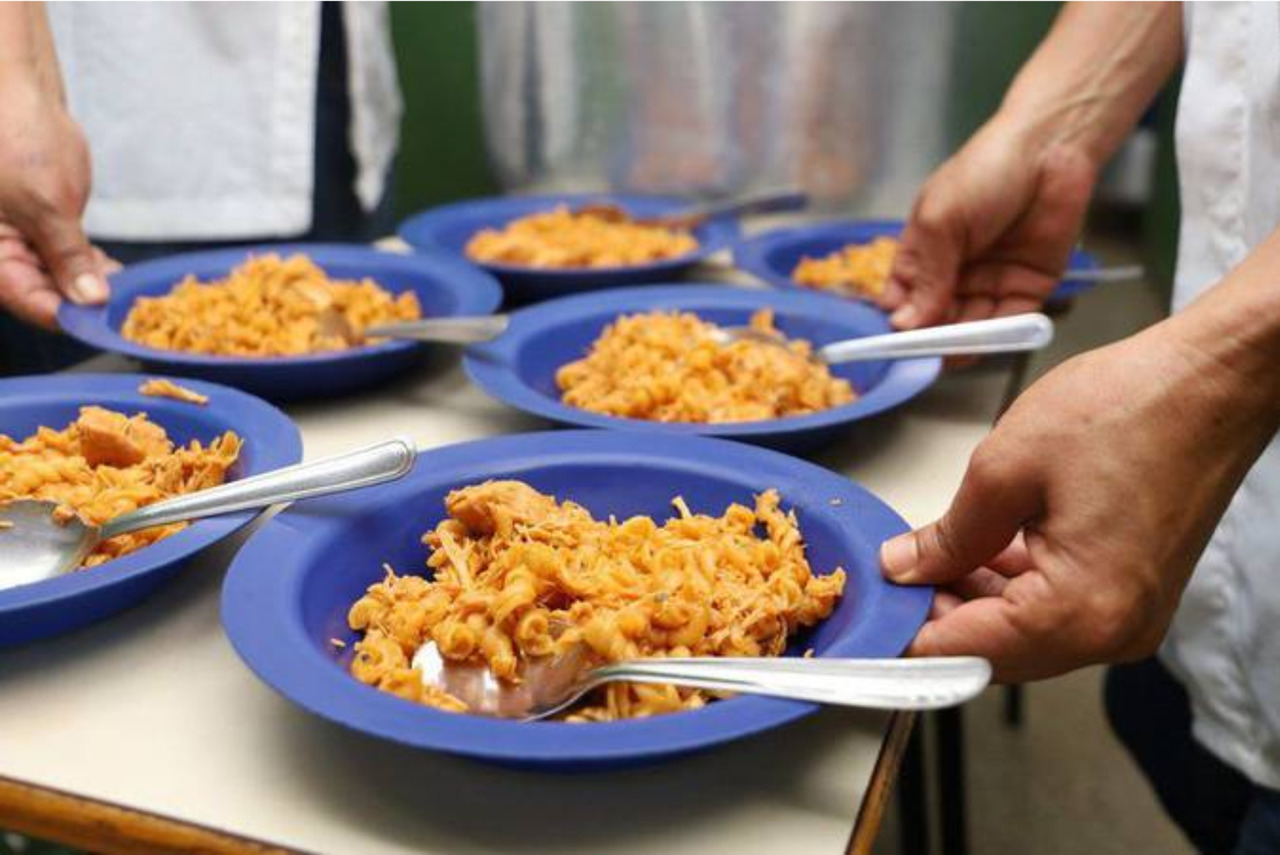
left=1105, top=658, right=1280, bottom=855
left=0, top=2, right=395, bottom=376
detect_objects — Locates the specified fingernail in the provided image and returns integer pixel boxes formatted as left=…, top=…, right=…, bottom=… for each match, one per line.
left=69, top=273, right=107, bottom=304
left=880, top=533, right=920, bottom=581
left=891, top=304, right=920, bottom=329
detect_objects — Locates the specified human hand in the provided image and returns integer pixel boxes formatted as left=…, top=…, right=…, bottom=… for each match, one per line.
left=0, top=80, right=113, bottom=329
left=881, top=116, right=1097, bottom=331
left=878, top=316, right=1280, bottom=682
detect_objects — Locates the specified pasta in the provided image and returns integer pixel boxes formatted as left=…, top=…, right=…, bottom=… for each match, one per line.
left=556, top=309, right=855, bottom=422
left=138, top=378, right=209, bottom=406
left=465, top=206, right=698, bottom=268
left=346, top=480, right=846, bottom=721
left=0, top=407, right=241, bottom=567
left=792, top=236, right=899, bottom=299
left=121, top=253, right=421, bottom=357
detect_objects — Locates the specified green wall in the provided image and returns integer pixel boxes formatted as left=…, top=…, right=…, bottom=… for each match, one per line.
left=390, top=2, right=495, bottom=218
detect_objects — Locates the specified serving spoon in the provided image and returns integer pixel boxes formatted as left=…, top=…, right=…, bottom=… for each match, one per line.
left=412, top=641, right=991, bottom=721
left=0, top=437, right=416, bottom=590
left=576, top=189, right=809, bottom=230
left=712, top=312, right=1053, bottom=364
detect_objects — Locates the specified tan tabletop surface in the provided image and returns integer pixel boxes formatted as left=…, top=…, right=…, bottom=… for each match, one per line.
left=0, top=247, right=1030, bottom=855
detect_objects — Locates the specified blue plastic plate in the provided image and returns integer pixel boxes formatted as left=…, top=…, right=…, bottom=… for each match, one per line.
left=733, top=220, right=1101, bottom=302
left=57, top=243, right=504, bottom=401
left=221, top=430, right=930, bottom=770
left=0, top=374, right=301, bottom=646
left=397, top=193, right=740, bottom=304
left=462, top=285, right=941, bottom=452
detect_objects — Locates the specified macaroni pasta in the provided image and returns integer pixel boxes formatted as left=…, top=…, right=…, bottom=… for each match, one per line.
left=792, top=236, right=899, bottom=299
left=347, top=480, right=846, bottom=721
left=0, top=407, right=241, bottom=567
left=465, top=206, right=698, bottom=269
left=556, top=309, right=855, bottom=422
left=121, top=253, right=421, bottom=357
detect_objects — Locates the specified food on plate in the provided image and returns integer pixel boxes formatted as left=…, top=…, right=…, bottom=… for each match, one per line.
left=464, top=206, right=698, bottom=268
left=346, top=480, right=846, bottom=721
left=792, top=236, right=899, bottom=298
left=121, top=253, right=421, bottom=357
left=0, top=407, right=241, bottom=567
left=138, top=378, right=209, bottom=406
left=555, top=308, right=855, bottom=422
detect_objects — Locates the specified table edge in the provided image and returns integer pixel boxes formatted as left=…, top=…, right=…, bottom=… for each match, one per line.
left=0, top=774, right=305, bottom=855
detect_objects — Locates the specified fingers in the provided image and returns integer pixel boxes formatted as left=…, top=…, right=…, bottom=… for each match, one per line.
left=906, top=595, right=1040, bottom=682
left=0, top=256, right=61, bottom=329
left=15, top=207, right=107, bottom=306
left=881, top=445, right=1042, bottom=585
left=887, top=194, right=966, bottom=330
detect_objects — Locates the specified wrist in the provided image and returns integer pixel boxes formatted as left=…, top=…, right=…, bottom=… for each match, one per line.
left=1160, top=283, right=1280, bottom=430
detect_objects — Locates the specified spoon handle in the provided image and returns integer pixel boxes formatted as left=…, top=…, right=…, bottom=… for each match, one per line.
left=99, top=438, right=416, bottom=540
left=661, top=189, right=809, bottom=227
left=364, top=314, right=510, bottom=343
left=589, top=656, right=991, bottom=711
left=818, top=312, right=1053, bottom=364
left=1063, top=263, right=1144, bottom=283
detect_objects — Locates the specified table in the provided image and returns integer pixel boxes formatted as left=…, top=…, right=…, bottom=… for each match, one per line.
left=0, top=254, right=1030, bottom=855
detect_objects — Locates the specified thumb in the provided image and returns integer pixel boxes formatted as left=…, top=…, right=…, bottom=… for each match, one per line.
left=887, top=196, right=965, bottom=330
left=881, top=449, right=1041, bottom=585
left=23, top=209, right=107, bottom=306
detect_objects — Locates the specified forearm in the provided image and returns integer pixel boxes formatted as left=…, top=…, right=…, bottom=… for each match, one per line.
left=1164, top=230, right=1280, bottom=436
left=0, top=3, right=63, bottom=100
left=997, top=1, right=1183, bottom=168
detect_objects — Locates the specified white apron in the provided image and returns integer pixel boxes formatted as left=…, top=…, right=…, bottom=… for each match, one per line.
left=45, top=1, right=402, bottom=242
left=1160, top=0, right=1280, bottom=790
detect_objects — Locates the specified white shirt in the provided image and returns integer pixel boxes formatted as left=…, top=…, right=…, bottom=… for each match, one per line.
left=1161, top=1, right=1280, bottom=790
left=46, top=2, right=402, bottom=242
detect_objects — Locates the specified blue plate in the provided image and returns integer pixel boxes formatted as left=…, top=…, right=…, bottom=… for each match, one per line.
left=462, top=285, right=941, bottom=453
left=58, top=243, right=504, bottom=401
left=733, top=220, right=1101, bottom=302
left=397, top=193, right=740, bottom=305
left=221, top=430, right=930, bottom=770
left=0, top=374, right=301, bottom=646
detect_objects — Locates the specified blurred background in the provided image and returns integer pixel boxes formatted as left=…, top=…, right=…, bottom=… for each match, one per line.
left=393, top=1, right=1179, bottom=291
left=1, top=3, right=1186, bottom=854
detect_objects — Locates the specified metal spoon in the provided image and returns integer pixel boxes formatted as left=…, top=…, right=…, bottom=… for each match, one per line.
left=1062, top=263, right=1144, bottom=282
left=412, top=641, right=991, bottom=721
left=362, top=314, right=510, bottom=344
left=0, top=437, right=417, bottom=590
left=576, top=189, right=809, bottom=230
left=712, top=312, right=1053, bottom=364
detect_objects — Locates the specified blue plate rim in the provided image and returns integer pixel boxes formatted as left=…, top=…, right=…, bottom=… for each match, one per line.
left=397, top=193, right=739, bottom=278
left=732, top=220, right=1101, bottom=300
left=0, top=373, right=302, bottom=614
left=462, top=284, right=942, bottom=438
left=221, top=429, right=931, bottom=764
left=56, top=242, right=505, bottom=369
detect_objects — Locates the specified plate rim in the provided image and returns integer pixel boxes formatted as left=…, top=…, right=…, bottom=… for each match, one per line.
left=462, top=283, right=942, bottom=439
left=55, top=242, right=505, bottom=369
left=220, top=429, right=932, bottom=765
left=732, top=219, right=1100, bottom=299
left=397, top=192, right=740, bottom=279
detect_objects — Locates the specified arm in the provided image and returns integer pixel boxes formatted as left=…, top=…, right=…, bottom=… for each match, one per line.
left=884, top=2, right=1183, bottom=329
left=0, top=2, right=111, bottom=329
left=880, top=233, right=1280, bottom=681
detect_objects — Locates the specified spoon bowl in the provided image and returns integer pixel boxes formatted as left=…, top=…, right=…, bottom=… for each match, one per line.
left=0, top=437, right=416, bottom=591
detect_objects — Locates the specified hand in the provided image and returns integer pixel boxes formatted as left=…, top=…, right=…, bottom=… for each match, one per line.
left=878, top=317, right=1279, bottom=683
left=0, top=81, right=113, bottom=329
left=881, top=116, right=1096, bottom=331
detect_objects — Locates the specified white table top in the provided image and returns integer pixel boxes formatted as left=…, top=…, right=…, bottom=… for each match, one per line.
left=0, top=253, right=1024, bottom=855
